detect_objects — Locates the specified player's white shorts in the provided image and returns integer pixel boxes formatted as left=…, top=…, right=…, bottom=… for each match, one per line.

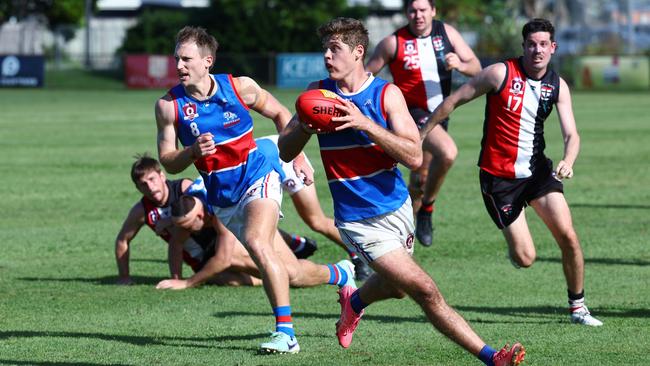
left=336, top=198, right=415, bottom=264
left=209, top=170, right=283, bottom=241
left=258, top=134, right=313, bottom=196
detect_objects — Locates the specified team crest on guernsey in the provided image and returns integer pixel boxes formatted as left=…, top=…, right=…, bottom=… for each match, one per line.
left=182, top=102, right=199, bottom=121
left=404, top=40, right=417, bottom=55
left=432, top=36, right=445, bottom=52
left=222, top=111, right=241, bottom=128
left=509, top=78, right=524, bottom=95
left=148, top=207, right=170, bottom=224
left=540, top=83, right=555, bottom=101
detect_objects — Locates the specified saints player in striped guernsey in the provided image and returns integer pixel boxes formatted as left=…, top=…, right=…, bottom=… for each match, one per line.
left=367, top=0, right=482, bottom=247
left=419, top=18, right=602, bottom=327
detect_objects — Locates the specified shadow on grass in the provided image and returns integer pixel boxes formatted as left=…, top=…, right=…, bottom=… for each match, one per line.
left=0, top=330, right=265, bottom=350
left=131, top=258, right=167, bottom=264
left=0, top=360, right=130, bottom=366
left=572, top=203, right=650, bottom=210
left=214, top=302, right=650, bottom=325
left=18, top=275, right=163, bottom=286
left=537, top=256, right=650, bottom=266
left=455, top=305, right=650, bottom=320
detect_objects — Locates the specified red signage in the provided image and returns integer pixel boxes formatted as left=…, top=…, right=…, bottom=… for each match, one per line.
left=124, top=54, right=177, bottom=89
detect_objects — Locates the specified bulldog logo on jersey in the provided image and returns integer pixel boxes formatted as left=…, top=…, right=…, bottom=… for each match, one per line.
left=540, top=83, right=555, bottom=101
left=509, top=78, right=524, bottom=95
left=432, top=36, right=445, bottom=52
left=222, top=111, right=241, bottom=128
left=182, top=102, right=199, bottom=121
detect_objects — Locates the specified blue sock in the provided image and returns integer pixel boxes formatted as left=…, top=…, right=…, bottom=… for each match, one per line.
left=350, top=290, right=368, bottom=314
left=327, top=263, right=348, bottom=286
left=478, top=345, right=497, bottom=366
left=273, top=305, right=294, bottom=337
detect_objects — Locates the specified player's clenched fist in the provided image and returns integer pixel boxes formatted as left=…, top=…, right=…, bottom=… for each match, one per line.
left=192, top=132, right=217, bottom=158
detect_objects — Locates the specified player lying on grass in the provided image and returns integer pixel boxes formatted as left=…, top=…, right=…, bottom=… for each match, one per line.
left=114, top=154, right=321, bottom=285
left=418, top=18, right=602, bottom=326
left=156, top=194, right=356, bottom=291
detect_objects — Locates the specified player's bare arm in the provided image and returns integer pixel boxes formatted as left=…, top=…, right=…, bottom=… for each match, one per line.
left=114, top=202, right=146, bottom=285
left=233, top=76, right=293, bottom=131
left=166, top=226, right=190, bottom=280
left=365, top=34, right=396, bottom=74
left=156, top=215, right=238, bottom=290
left=332, top=84, right=422, bottom=169
left=278, top=82, right=321, bottom=163
left=554, top=77, right=580, bottom=179
left=155, top=95, right=216, bottom=174
left=234, top=76, right=314, bottom=184
left=443, top=24, right=481, bottom=76
left=420, top=62, right=505, bottom=138
left=187, top=218, right=238, bottom=287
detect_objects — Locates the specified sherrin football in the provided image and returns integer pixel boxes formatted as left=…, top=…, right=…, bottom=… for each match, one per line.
left=295, top=89, right=345, bottom=133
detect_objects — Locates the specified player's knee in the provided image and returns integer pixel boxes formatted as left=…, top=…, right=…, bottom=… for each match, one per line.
left=244, top=239, right=272, bottom=262
left=557, top=230, right=581, bottom=253
left=438, top=150, right=457, bottom=170
left=409, top=279, right=444, bottom=306
left=512, top=251, right=536, bottom=268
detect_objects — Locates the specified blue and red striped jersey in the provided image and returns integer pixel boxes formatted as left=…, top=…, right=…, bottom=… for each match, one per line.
left=167, top=74, right=275, bottom=207
left=317, top=75, right=409, bottom=222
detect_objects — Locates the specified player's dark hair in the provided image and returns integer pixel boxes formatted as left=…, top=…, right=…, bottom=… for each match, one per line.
left=317, top=17, right=369, bottom=56
left=403, top=0, right=435, bottom=11
left=131, top=153, right=161, bottom=184
left=522, top=18, right=555, bottom=42
left=171, top=195, right=197, bottom=218
left=175, top=26, right=219, bottom=64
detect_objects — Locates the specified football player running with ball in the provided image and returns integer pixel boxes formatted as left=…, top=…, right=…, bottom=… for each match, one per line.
left=419, top=18, right=602, bottom=327
left=279, top=17, right=525, bottom=366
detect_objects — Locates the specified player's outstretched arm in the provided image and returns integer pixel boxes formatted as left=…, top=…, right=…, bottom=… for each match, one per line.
left=554, top=77, right=580, bottom=179
left=114, top=202, right=146, bottom=285
left=420, top=62, right=505, bottom=138
left=156, top=216, right=237, bottom=290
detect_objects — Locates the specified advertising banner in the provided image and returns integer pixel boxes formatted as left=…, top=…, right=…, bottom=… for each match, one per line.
left=0, top=55, right=44, bottom=87
left=125, top=54, right=177, bottom=89
left=276, top=53, right=327, bottom=89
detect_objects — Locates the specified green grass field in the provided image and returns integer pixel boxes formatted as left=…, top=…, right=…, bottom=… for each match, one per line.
left=0, top=71, right=649, bottom=365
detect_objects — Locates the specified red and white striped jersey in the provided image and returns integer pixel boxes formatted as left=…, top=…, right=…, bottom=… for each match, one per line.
left=388, top=22, right=453, bottom=112
left=479, top=57, right=560, bottom=179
